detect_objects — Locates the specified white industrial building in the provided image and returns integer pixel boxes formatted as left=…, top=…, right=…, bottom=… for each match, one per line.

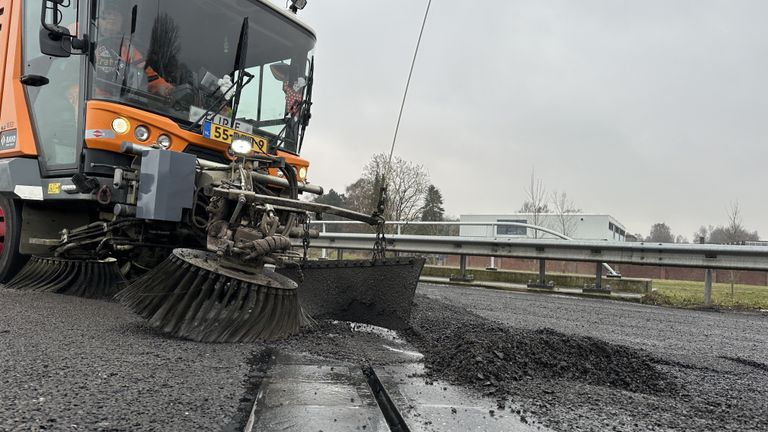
left=459, top=214, right=629, bottom=241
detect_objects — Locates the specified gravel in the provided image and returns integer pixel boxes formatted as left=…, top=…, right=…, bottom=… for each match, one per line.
left=0, top=288, right=258, bottom=431
left=417, top=283, right=768, bottom=431
left=272, top=319, right=422, bottom=365
left=406, top=295, right=676, bottom=398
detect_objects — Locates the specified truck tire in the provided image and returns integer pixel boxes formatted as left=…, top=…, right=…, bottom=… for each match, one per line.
left=0, top=194, right=28, bottom=282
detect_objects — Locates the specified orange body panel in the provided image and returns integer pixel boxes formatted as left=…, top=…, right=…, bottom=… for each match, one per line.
left=85, top=100, right=310, bottom=181
left=0, top=0, right=37, bottom=158
left=0, top=1, right=309, bottom=183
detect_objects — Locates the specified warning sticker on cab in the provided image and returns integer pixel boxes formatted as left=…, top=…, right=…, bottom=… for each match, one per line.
left=202, top=121, right=269, bottom=153
left=0, top=129, right=17, bottom=150
left=47, top=183, right=61, bottom=195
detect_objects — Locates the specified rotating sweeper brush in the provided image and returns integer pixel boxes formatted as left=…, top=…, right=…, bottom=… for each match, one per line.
left=6, top=256, right=125, bottom=299
left=117, top=248, right=312, bottom=343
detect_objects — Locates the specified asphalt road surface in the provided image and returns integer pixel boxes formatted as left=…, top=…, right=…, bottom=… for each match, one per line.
left=1, top=283, right=766, bottom=431
left=418, top=283, right=768, bottom=431
left=0, top=289, right=256, bottom=431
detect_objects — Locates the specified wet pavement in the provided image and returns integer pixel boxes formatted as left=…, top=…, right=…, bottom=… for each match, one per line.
left=246, top=352, right=544, bottom=432
left=251, top=322, right=543, bottom=431
left=248, top=358, right=388, bottom=431
left=376, top=363, right=547, bottom=432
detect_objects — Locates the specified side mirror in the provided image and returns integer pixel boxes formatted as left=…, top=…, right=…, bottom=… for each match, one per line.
left=39, top=26, right=72, bottom=58
left=39, top=0, right=87, bottom=58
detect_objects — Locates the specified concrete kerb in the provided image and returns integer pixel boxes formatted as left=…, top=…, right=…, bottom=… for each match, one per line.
left=420, top=276, right=645, bottom=302
left=422, top=266, right=652, bottom=294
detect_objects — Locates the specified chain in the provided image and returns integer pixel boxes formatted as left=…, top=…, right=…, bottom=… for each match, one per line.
left=301, top=213, right=311, bottom=264
left=373, top=220, right=387, bottom=260
left=372, top=184, right=388, bottom=260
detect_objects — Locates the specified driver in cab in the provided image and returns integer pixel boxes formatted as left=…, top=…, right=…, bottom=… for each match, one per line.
left=93, top=2, right=174, bottom=99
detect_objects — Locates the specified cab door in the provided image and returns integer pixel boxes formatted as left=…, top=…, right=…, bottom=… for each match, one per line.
left=22, top=0, right=85, bottom=174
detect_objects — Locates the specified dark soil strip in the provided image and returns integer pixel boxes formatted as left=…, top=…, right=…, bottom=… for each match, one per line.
left=405, top=295, right=678, bottom=400
left=721, top=356, right=768, bottom=372
left=222, top=349, right=273, bottom=432
left=362, top=366, right=411, bottom=432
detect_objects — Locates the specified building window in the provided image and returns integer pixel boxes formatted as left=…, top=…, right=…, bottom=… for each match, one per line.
left=497, top=219, right=528, bottom=236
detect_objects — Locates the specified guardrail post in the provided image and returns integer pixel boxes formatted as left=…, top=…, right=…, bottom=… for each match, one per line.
left=704, top=268, right=713, bottom=306
left=527, top=259, right=554, bottom=289
left=321, top=223, right=327, bottom=260
left=583, top=262, right=611, bottom=294
left=486, top=256, right=498, bottom=271
left=595, top=262, right=602, bottom=290
left=337, top=249, right=344, bottom=260
left=450, top=255, right=475, bottom=282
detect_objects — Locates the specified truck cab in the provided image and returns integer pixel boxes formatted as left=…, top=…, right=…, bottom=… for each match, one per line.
left=0, top=0, right=314, bottom=180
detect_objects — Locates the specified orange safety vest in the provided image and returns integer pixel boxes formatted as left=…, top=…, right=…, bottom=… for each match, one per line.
left=94, top=41, right=173, bottom=97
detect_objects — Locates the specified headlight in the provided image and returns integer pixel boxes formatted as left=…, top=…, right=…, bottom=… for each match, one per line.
left=112, top=118, right=130, bottom=135
left=134, top=125, right=150, bottom=142
left=298, top=167, right=307, bottom=180
left=157, top=134, right=171, bottom=149
left=230, top=138, right=252, bottom=155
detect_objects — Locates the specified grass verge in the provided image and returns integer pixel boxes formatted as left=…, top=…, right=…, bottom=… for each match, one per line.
left=641, top=279, right=768, bottom=310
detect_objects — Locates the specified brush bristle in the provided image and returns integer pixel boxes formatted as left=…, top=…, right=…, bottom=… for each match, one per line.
left=5, top=256, right=126, bottom=299
left=116, top=249, right=312, bottom=343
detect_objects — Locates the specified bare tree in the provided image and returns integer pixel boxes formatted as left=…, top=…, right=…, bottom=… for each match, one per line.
left=707, top=202, right=760, bottom=244
left=520, top=169, right=549, bottom=238
left=726, top=201, right=742, bottom=239
left=550, top=190, right=580, bottom=237
left=693, top=226, right=711, bottom=243
left=345, top=154, right=430, bottom=222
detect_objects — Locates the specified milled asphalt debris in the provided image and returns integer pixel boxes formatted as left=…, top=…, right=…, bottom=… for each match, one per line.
left=405, top=294, right=676, bottom=398
left=417, top=283, right=768, bottom=432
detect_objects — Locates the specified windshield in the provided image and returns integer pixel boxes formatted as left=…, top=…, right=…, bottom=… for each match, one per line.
left=89, top=0, right=315, bottom=152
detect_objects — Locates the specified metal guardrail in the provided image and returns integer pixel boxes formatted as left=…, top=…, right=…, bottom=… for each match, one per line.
left=299, top=220, right=768, bottom=300
left=300, top=233, right=768, bottom=272
left=310, top=220, right=624, bottom=278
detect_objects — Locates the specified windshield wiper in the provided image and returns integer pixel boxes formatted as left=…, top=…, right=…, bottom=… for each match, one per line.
left=297, top=57, right=314, bottom=153
left=119, top=5, right=139, bottom=97
left=229, top=17, right=249, bottom=127
left=187, top=17, right=252, bottom=133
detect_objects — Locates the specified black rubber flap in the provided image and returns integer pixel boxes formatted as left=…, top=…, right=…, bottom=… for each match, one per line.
left=278, top=257, right=426, bottom=330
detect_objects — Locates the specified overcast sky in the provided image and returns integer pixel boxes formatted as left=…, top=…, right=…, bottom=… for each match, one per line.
left=291, top=0, right=768, bottom=240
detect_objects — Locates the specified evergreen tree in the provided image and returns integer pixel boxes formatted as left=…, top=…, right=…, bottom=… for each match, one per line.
left=420, top=185, right=445, bottom=222
left=418, top=185, right=445, bottom=235
left=313, top=188, right=346, bottom=208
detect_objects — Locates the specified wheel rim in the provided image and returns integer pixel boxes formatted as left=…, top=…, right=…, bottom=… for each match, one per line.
left=0, top=204, right=5, bottom=256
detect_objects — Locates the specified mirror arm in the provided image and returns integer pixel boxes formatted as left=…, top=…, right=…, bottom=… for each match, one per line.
left=71, top=34, right=89, bottom=52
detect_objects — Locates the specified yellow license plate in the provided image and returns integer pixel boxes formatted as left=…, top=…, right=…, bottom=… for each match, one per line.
left=203, top=121, right=269, bottom=153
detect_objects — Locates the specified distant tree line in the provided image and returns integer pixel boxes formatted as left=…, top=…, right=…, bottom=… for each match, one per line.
left=637, top=202, right=760, bottom=244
